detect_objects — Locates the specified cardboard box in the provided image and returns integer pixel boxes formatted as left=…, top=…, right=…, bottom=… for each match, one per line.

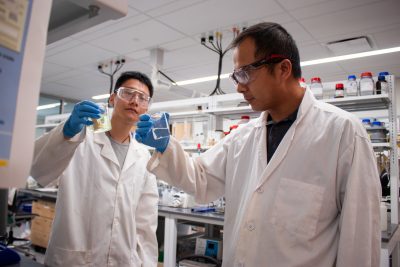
left=31, top=216, right=53, bottom=248
left=195, top=237, right=222, bottom=260
left=32, top=200, right=55, bottom=219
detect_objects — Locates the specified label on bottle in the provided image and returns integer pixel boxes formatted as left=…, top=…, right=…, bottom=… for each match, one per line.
left=346, top=81, right=358, bottom=96
left=310, top=85, right=323, bottom=99
left=335, top=90, right=344, bottom=98
left=381, top=82, right=388, bottom=94
left=360, top=80, right=374, bottom=95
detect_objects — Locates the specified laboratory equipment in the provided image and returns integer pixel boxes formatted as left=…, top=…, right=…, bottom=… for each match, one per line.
left=151, top=112, right=170, bottom=140
left=87, top=102, right=111, bottom=133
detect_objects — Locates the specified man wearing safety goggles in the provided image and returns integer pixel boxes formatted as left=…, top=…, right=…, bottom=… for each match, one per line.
left=31, top=71, right=158, bottom=266
left=136, top=22, right=380, bottom=267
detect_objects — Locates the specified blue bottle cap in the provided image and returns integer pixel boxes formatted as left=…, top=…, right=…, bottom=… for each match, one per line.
left=378, top=75, right=386, bottom=81
left=379, top=71, right=389, bottom=76
left=362, top=118, right=371, bottom=123
left=348, top=75, right=356, bottom=80
left=372, top=121, right=382, bottom=126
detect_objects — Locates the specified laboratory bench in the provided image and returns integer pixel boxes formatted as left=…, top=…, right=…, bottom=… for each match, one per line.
left=17, top=189, right=400, bottom=267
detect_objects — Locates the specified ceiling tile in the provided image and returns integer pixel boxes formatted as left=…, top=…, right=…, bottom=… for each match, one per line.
left=299, top=42, right=331, bottom=61
left=73, top=14, right=150, bottom=42
left=90, top=20, right=184, bottom=54
left=281, top=21, right=315, bottom=44
left=290, top=0, right=379, bottom=20
left=299, top=0, right=400, bottom=40
left=370, top=27, right=400, bottom=49
left=277, top=0, right=328, bottom=11
left=46, top=38, right=82, bottom=57
left=147, top=0, right=204, bottom=17
left=42, top=62, right=73, bottom=79
left=157, top=0, right=284, bottom=35
left=128, top=0, right=177, bottom=12
left=160, top=37, right=197, bottom=52
left=45, top=43, right=116, bottom=68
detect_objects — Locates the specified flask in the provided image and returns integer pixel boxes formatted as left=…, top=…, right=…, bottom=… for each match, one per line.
left=376, top=72, right=389, bottom=95
left=359, top=72, right=374, bottom=96
left=310, top=77, right=323, bottom=99
left=345, top=75, right=358, bottom=96
left=334, top=83, right=344, bottom=98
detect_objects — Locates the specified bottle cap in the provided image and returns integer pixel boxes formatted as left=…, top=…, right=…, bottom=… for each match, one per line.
left=361, top=72, right=373, bottom=77
left=348, top=75, right=356, bottom=80
left=299, top=77, right=306, bottom=83
left=311, top=77, right=321, bottom=83
left=335, top=83, right=344, bottom=89
left=372, top=121, right=382, bottom=126
left=378, top=76, right=386, bottom=81
left=362, top=119, right=371, bottom=124
left=379, top=71, right=389, bottom=76
left=241, top=115, right=250, bottom=120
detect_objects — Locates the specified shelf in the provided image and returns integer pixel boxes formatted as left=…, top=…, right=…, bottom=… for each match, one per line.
left=372, top=143, right=391, bottom=152
left=323, top=94, right=390, bottom=112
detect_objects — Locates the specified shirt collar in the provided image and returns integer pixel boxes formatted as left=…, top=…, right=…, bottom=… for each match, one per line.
left=266, top=107, right=299, bottom=126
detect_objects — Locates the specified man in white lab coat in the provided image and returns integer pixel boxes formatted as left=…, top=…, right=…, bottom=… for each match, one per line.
left=135, top=22, right=381, bottom=267
left=31, top=71, right=159, bottom=266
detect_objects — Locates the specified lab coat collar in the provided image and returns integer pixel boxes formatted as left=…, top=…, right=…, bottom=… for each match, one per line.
left=256, top=88, right=315, bottom=188
left=93, top=132, right=143, bottom=172
left=254, top=88, right=315, bottom=128
left=93, top=132, right=120, bottom=167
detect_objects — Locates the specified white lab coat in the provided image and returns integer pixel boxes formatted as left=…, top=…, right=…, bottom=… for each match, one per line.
left=31, top=123, right=158, bottom=267
left=148, top=89, right=381, bottom=267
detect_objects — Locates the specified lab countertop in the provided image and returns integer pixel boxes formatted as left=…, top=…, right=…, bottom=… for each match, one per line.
left=158, top=205, right=224, bottom=225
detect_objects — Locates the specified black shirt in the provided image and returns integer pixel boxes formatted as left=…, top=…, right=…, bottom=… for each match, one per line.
left=266, top=108, right=299, bottom=163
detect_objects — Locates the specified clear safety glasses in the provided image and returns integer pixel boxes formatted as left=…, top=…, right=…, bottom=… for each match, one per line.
left=116, top=87, right=151, bottom=107
left=229, top=54, right=287, bottom=86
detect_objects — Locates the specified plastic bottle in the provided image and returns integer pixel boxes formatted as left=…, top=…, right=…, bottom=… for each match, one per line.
left=345, top=75, right=358, bottom=97
left=361, top=118, right=371, bottom=128
left=310, top=77, right=323, bottom=99
left=334, top=83, right=344, bottom=98
left=238, top=115, right=250, bottom=125
left=299, top=78, right=307, bottom=89
left=376, top=72, right=389, bottom=95
left=359, top=72, right=374, bottom=96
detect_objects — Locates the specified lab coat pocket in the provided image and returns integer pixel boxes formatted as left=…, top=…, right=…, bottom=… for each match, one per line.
left=49, top=246, right=92, bottom=266
left=270, top=178, right=325, bottom=239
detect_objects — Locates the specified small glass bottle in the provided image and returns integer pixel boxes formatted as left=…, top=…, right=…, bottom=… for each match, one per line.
left=310, top=77, right=323, bottom=99
left=238, top=115, right=250, bottom=125
left=335, top=83, right=344, bottom=98
left=299, top=77, right=307, bottom=89
left=359, top=72, right=374, bottom=96
left=376, top=72, right=389, bottom=95
left=345, top=75, right=358, bottom=97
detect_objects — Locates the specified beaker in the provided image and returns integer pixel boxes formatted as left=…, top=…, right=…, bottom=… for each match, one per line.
left=87, top=102, right=112, bottom=133
left=151, top=112, right=170, bottom=140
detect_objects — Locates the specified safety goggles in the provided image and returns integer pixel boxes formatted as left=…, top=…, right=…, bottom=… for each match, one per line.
left=116, top=87, right=151, bottom=107
left=229, top=54, right=287, bottom=86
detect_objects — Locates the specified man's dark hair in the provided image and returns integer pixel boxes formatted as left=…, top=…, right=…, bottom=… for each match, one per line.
left=114, top=71, right=154, bottom=97
left=230, top=22, right=302, bottom=79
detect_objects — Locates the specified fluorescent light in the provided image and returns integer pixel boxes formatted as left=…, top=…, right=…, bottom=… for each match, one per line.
left=301, top=46, right=400, bottom=66
left=175, top=73, right=230, bottom=86
left=37, top=103, right=61, bottom=110
left=92, top=93, right=110, bottom=100
left=173, top=46, right=400, bottom=86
